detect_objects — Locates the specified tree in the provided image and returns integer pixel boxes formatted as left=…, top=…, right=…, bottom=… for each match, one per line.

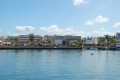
left=47, top=39, right=52, bottom=45
left=14, top=38, right=19, bottom=43
left=71, top=39, right=83, bottom=46
left=104, top=35, right=110, bottom=46
left=62, top=40, right=66, bottom=45
left=29, top=34, right=34, bottom=46
left=29, top=34, right=34, bottom=42
left=110, top=38, right=117, bottom=45
left=98, top=37, right=105, bottom=46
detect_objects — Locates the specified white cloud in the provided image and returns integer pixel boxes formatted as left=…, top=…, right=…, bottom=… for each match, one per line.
left=40, top=25, right=114, bottom=37
left=85, top=20, right=94, bottom=26
left=113, top=22, right=120, bottom=28
left=40, top=25, right=88, bottom=36
left=85, top=15, right=109, bottom=26
left=16, top=26, right=35, bottom=33
left=91, top=30, right=114, bottom=37
left=95, top=15, right=109, bottom=23
left=40, top=25, right=60, bottom=34
left=73, top=0, right=88, bottom=6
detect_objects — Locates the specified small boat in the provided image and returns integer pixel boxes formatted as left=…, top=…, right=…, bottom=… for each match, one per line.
left=108, top=46, right=117, bottom=50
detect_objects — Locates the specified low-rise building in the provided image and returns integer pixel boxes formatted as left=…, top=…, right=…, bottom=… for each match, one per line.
left=53, top=35, right=65, bottom=45
left=65, top=35, right=81, bottom=45
left=43, top=35, right=81, bottom=45
left=18, top=34, right=42, bottom=43
left=43, top=35, right=54, bottom=42
left=84, top=37, right=98, bottom=45
left=18, top=35, right=29, bottom=42
left=53, top=35, right=81, bottom=45
left=0, top=36, right=8, bottom=42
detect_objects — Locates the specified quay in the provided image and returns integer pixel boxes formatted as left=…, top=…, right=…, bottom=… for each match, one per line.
left=0, top=46, right=119, bottom=50
left=0, top=46, right=82, bottom=50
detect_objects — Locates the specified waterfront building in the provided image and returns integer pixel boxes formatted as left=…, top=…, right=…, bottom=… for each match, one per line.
left=84, top=37, right=98, bottom=45
left=43, top=35, right=81, bottom=45
left=0, top=36, right=8, bottom=42
left=65, top=35, right=81, bottom=45
left=53, top=35, right=65, bottom=45
left=18, top=34, right=42, bottom=43
left=0, top=36, right=3, bottom=42
left=116, top=32, right=120, bottom=46
left=43, top=35, right=54, bottom=43
left=18, top=35, right=29, bottom=42
left=53, top=35, right=81, bottom=45
left=116, top=32, right=120, bottom=39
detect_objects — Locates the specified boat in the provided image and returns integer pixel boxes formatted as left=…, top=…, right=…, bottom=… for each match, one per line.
left=108, top=46, right=117, bottom=50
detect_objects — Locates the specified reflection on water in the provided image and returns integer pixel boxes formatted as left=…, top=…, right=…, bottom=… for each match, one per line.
left=0, top=50, right=120, bottom=80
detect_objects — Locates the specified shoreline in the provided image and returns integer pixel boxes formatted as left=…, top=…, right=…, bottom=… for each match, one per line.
left=0, top=46, right=82, bottom=50
left=0, top=46, right=119, bottom=50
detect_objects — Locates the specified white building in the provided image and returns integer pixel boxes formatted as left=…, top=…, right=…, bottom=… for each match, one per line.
left=53, top=35, right=81, bottom=45
left=18, top=34, right=42, bottom=43
left=0, top=36, right=8, bottom=42
left=84, top=38, right=98, bottom=45
left=43, top=35, right=81, bottom=45
left=18, top=35, right=29, bottom=42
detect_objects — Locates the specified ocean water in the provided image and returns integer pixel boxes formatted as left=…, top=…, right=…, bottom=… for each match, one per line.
left=0, top=50, right=120, bottom=80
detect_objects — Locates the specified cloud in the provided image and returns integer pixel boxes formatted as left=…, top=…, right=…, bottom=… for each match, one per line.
left=85, top=20, right=94, bottom=26
left=91, top=28, right=114, bottom=37
left=16, top=26, right=35, bottom=33
left=73, top=0, right=88, bottom=6
left=40, top=25, right=114, bottom=37
left=113, top=22, right=120, bottom=28
left=95, top=16, right=109, bottom=23
left=40, top=25, right=81, bottom=36
left=85, top=15, right=109, bottom=26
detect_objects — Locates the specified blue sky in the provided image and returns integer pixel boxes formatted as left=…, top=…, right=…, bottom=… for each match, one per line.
left=0, top=0, right=120, bottom=37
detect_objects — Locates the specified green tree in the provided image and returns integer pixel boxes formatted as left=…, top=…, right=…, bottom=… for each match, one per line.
left=47, top=39, right=52, bottom=45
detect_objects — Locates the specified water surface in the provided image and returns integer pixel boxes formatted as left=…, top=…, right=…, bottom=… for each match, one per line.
left=0, top=50, right=120, bottom=80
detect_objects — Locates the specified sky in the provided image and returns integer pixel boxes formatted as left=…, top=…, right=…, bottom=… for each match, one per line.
left=0, top=0, right=120, bottom=37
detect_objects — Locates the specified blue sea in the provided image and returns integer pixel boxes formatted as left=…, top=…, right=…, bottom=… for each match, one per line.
left=0, top=50, right=120, bottom=80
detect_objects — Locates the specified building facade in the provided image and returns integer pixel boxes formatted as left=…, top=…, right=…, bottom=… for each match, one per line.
left=18, top=34, right=42, bottom=43
left=84, top=37, right=98, bottom=45
left=116, top=33, right=120, bottom=45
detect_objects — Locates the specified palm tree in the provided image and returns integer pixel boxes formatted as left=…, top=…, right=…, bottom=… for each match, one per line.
left=72, top=39, right=83, bottom=46
left=29, top=34, right=34, bottom=46
left=104, top=35, right=110, bottom=47
left=13, top=38, right=19, bottom=46
left=110, top=37, right=117, bottom=45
